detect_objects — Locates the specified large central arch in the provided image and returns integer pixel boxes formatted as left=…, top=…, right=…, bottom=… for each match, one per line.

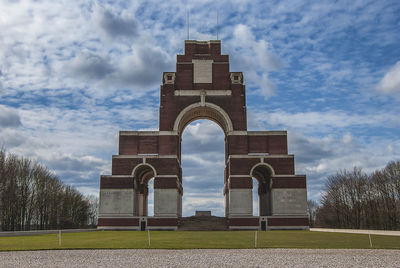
left=180, top=118, right=226, bottom=216
left=175, top=102, right=232, bottom=219
left=98, top=40, right=308, bottom=230
left=174, top=102, right=233, bottom=136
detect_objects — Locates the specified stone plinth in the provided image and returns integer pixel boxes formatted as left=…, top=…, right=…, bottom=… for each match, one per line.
left=195, top=211, right=212, bottom=217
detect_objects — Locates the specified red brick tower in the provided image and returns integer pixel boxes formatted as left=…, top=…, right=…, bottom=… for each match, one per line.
left=98, top=40, right=308, bottom=230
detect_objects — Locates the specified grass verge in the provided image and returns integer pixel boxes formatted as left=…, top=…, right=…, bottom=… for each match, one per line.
left=0, top=230, right=399, bottom=251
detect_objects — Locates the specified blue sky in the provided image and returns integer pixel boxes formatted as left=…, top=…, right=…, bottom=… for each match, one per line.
left=1, top=0, right=399, bottom=216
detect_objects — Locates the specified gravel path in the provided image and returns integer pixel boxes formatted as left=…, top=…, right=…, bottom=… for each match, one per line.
left=1, top=249, right=399, bottom=267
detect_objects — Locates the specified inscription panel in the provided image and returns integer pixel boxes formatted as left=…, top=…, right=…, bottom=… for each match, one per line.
left=271, top=188, right=307, bottom=215
left=193, top=59, right=213, bottom=83
left=154, top=188, right=179, bottom=217
left=99, top=189, right=135, bottom=216
left=229, top=189, right=252, bottom=216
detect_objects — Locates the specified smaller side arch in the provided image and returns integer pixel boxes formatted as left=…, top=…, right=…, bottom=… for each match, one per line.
left=249, top=162, right=274, bottom=217
left=132, top=163, right=157, bottom=184
left=132, top=163, right=157, bottom=217
left=250, top=163, right=275, bottom=178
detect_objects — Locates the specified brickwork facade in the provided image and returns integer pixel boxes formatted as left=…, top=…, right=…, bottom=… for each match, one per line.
left=98, top=40, right=308, bottom=230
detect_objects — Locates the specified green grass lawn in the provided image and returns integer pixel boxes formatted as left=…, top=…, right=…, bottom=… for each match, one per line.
left=0, top=231, right=399, bottom=251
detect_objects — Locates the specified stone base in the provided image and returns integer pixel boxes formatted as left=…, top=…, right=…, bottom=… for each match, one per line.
left=195, top=211, right=211, bottom=217
left=228, top=216, right=309, bottom=230
left=265, top=216, right=309, bottom=230
left=98, top=216, right=309, bottom=231
left=97, top=217, right=178, bottom=230
left=178, top=216, right=228, bottom=231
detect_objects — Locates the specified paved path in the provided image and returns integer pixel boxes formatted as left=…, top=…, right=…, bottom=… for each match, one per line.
left=311, top=228, right=400, bottom=236
left=0, top=249, right=399, bottom=267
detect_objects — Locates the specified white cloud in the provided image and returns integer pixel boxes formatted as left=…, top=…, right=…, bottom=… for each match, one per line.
left=183, top=120, right=222, bottom=144
left=289, top=131, right=400, bottom=202
left=69, top=52, right=115, bottom=80
left=1, top=105, right=118, bottom=175
left=0, top=105, right=21, bottom=128
left=0, top=68, right=3, bottom=95
left=228, top=24, right=283, bottom=99
left=342, top=133, right=352, bottom=144
left=233, top=24, right=255, bottom=48
left=179, top=120, right=226, bottom=216
left=182, top=154, right=225, bottom=169
left=248, top=108, right=400, bottom=202
left=0, top=0, right=174, bottom=101
left=43, top=153, right=106, bottom=174
left=66, top=44, right=172, bottom=94
left=387, top=144, right=393, bottom=153
left=113, top=44, right=173, bottom=88
left=181, top=192, right=225, bottom=216
left=305, top=163, right=327, bottom=173
left=76, top=186, right=99, bottom=197
left=0, top=128, right=25, bottom=148
left=254, top=39, right=283, bottom=71
left=249, top=109, right=400, bottom=133
left=258, top=73, right=276, bottom=99
left=93, top=4, right=138, bottom=39
left=378, top=61, right=400, bottom=93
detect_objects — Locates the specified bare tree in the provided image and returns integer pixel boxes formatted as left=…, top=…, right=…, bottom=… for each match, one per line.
left=86, top=195, right=99, bottom=227
left=0, top=149, right=95, bottom=231
left=307, top=199, right=319, bottom=227
left=317, top=161, right=400, bottom=230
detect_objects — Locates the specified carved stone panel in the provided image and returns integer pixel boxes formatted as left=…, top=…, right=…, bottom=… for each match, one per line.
left=99, top=189, right=135, bottom=216
left=193, top=59, right=213, bottom=83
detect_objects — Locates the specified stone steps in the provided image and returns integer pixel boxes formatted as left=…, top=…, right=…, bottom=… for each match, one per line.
left=178, top=216, right=228, bottom=231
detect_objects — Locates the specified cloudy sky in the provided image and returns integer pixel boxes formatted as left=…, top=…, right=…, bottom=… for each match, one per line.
left=1, top=0, right=399, bottom=216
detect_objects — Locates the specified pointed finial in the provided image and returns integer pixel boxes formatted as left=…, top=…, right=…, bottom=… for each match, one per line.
left=186, top=11, right=189, bottom=40
left=217, top=11, right=219, bottom=40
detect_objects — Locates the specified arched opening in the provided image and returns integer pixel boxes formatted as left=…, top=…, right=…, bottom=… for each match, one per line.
left=251, top=164, right=274, bottom=216
left=252, top=178, right=259, bottom=216
left=132, top=164, right=156, bottom=217
left=147, top=179, right=154, bottom=216
left=174, top=102, right=233, bottom=136
left=181, top=119, right=225, bottom=216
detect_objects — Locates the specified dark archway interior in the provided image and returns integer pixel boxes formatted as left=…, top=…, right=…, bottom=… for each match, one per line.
left=251, top=165, right=273, bottom=216
left=133, top=165, right=155, bottom=217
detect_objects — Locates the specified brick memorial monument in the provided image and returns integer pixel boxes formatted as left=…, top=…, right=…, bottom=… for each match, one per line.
left=98, top=40, right=308, bottom=230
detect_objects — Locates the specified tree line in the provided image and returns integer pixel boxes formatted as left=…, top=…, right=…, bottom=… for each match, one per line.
left=310, top=160, right=400, bottom=230
left=0, top=149, right=98, bottom=231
